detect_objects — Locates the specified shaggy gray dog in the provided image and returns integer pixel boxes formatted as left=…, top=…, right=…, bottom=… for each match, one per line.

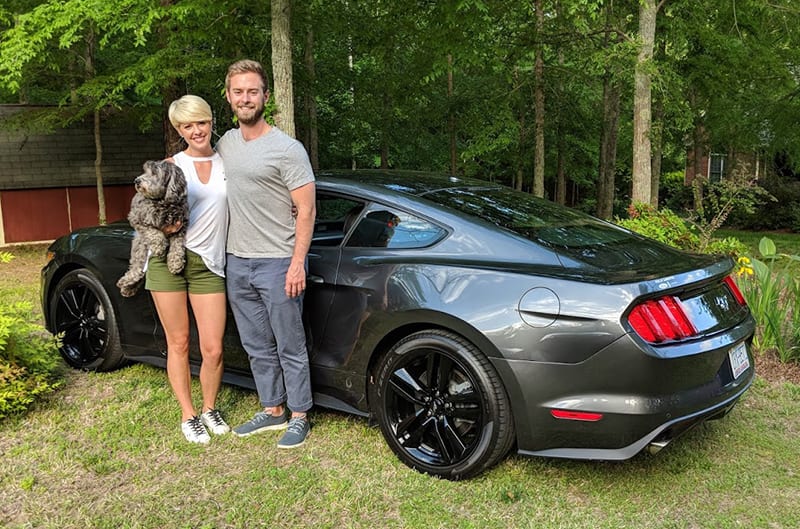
left=116, top=160, right=189, bottom=297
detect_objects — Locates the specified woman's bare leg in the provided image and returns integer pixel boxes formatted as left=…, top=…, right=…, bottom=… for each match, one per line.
left=189, top=292, right=227, bottom=412
left=151, top=290, right=194, bottom=421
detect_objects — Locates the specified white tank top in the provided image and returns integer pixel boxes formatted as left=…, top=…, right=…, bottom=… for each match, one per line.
left=172, top=151, right=228, bottom=277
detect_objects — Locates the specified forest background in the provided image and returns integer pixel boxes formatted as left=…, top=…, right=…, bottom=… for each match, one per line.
left=2, top=5, right=800, bottom=525
left=2, top=0, right=800, bottom=228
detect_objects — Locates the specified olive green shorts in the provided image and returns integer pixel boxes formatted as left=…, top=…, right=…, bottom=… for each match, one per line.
left=145, top=249, right=225, bottom=294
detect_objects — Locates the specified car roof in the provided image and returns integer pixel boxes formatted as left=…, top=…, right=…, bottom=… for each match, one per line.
left=315, top=169, right=502, bottom=198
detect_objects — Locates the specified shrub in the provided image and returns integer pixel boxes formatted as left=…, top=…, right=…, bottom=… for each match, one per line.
left=616, top=203, right=700, bottom=249
left=725, top=173, right=798, bottom=232
left=659, top=170, right=694, bottom=212
left=616, top=203, right=746, bottom=257
left=0, top=256, right=61, bottom=419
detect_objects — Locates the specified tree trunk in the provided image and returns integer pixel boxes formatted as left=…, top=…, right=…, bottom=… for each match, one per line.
left=347, top=35, right=356, bottom=170
left=513, top=67, right=526, bottom=191
left=532, top=0, right=545, bottom=197
left=94, top=109, right=107, bottom=225
left=631, top=0, right=657, bottom=205
left=596, top=2, right=621, bottom=220
left=597, top=75, right=621, bottom=219
left=85, top=29, right=106, bottom=225
left=380, top=91, right=389, bottom=169
left=554, top=39, right=566, bottom=205
left=650, top=97, right=664, bottom=207
left=555, top=128, right=566, bottom=205
left=162, top=83, right=183, bottom=156
left=448, top=54, right=457, bottom=175
left=272, top=0, right=295, bottom=137
left=304, top=22, right=319, bottom=171
left=692, top=119, right=706, bottom=214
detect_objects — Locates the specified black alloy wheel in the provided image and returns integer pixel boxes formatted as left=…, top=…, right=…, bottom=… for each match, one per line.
left=49, top=269, right=125, bottom=371
left=371, top=329, right=514, bottom=480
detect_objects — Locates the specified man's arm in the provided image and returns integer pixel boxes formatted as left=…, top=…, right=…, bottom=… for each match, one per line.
left=286, top=181, right=316, bottom=298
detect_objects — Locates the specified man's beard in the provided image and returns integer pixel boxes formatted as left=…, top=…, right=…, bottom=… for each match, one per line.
left=234, top=103, right=264, bottom=126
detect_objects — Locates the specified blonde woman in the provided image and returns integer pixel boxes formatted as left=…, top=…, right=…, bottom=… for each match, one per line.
left=145, top=95, right=229, bottom=443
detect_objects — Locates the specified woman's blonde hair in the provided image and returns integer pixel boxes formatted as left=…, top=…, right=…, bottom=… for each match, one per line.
left=168, top=95, right=213, bottom=128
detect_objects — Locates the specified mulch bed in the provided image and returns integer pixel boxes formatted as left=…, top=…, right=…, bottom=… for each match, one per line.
left=755, top=350, right=800, bottom=385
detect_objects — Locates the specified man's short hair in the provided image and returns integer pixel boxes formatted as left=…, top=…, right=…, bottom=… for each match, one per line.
left=225, top=59, right=269, bottom=92
left=168, top=95, right=213, bottom=129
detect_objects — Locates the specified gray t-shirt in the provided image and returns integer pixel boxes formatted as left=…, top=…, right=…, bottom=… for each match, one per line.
left=216, top=127, right=315, bottom=258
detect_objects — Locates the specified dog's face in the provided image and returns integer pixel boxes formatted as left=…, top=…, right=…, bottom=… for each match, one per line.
left=135, top=161, right=186, bottom=202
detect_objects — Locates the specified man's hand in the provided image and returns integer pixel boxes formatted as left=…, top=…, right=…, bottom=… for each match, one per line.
left=285, top=260, right=306, bottom=298
left=286, top=182, right=316, bottom=298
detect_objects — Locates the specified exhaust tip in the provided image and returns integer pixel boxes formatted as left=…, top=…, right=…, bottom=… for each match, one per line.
left=647, top=440, right=670, bottom=455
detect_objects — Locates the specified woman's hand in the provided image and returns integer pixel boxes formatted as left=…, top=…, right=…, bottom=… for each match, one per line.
left=162, top=220, right=182, bottom=235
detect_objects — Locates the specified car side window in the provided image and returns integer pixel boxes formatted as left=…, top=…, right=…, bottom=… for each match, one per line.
left=313, top=195, right=364, bottom=247
left=346, top=209, right=446, bottom=249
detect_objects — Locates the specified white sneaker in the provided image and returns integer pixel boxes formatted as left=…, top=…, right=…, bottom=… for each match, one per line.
left=181, top=416, right=211, bottom=444
left=200, top=408, right=231, bottom=435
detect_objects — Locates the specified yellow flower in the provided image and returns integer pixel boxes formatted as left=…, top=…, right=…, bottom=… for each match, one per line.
left=734, top=256, right=754, bottom=278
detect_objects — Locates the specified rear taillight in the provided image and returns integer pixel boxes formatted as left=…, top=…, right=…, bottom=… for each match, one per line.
left=723, top=275, right=747, bottom=306
left=628, top=296, right=698, bottom=344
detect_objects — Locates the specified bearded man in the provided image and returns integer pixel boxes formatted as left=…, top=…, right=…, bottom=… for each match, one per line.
left=217, top=59, right=316, bottom=449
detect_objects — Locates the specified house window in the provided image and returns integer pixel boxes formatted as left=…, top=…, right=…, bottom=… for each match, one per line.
left=708, top=153, right=726, bottom=182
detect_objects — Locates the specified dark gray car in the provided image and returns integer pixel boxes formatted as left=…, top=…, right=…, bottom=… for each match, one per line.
left=41, top=170, right=755, bottom=479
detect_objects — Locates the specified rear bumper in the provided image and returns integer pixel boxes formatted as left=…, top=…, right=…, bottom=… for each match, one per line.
left=516, top=376, right=751, bottom=460
left=493, top=323, right=756, bottom=460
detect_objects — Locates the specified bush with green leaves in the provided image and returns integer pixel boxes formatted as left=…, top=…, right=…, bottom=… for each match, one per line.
left=0, top=256, right=61, bottom=419
left=615, top=203, right=747, bottom=257
left=735, top=238, right=800, bottom=363
left=659, top=170, right=695, bottom=212
left=726, top=173, right=800, bottom=232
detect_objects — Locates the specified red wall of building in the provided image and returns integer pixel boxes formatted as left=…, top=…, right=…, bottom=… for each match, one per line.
left=1, top=185, right=135, bottom=243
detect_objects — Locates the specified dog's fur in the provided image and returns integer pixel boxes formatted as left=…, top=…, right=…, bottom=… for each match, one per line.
left=116, top=160, right=189, bottom=297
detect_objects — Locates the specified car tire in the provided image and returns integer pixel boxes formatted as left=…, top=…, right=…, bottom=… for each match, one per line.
left=370, top=329, right=515, bottom=480
left=49, top=269, right=125, bottom=372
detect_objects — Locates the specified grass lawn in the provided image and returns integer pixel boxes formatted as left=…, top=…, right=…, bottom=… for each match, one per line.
left=1, top=242, right=799, bottom=529
left=718, top=229, right=800, bottom=256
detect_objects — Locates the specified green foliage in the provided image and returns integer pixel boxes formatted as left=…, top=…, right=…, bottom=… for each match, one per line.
left=0, top=299, right=61, bottom=419
left=616, top=202, right=701, bottom=250
left=659, top=170, right=694, bottom=211
left=2, top=0, right=800, bottom=211
left=616, top=203, right=749, bottom=256
left=692, top=167, right=775, bottom=248
left=704, top=236, right=749, bottom=258
left=735, top=237, right=800, bottom=363
left=726, top=173, right=800, bottom=232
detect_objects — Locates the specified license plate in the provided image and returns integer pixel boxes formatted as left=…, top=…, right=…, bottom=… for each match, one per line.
left=729, top=342, right=750, bottom=379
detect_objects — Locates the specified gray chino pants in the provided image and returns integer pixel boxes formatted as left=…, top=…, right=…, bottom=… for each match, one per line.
left=226, top=254, right=313, bottom=412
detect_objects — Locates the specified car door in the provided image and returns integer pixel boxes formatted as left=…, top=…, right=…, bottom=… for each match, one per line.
left=305, top=193, right=365, bottom=366
left=313, top=202, right=448, bottom=370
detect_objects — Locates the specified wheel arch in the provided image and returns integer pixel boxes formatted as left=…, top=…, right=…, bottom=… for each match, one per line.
left=363, top=310, right=506, bottom=412
left=42, top=260, right=91, bottom=331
